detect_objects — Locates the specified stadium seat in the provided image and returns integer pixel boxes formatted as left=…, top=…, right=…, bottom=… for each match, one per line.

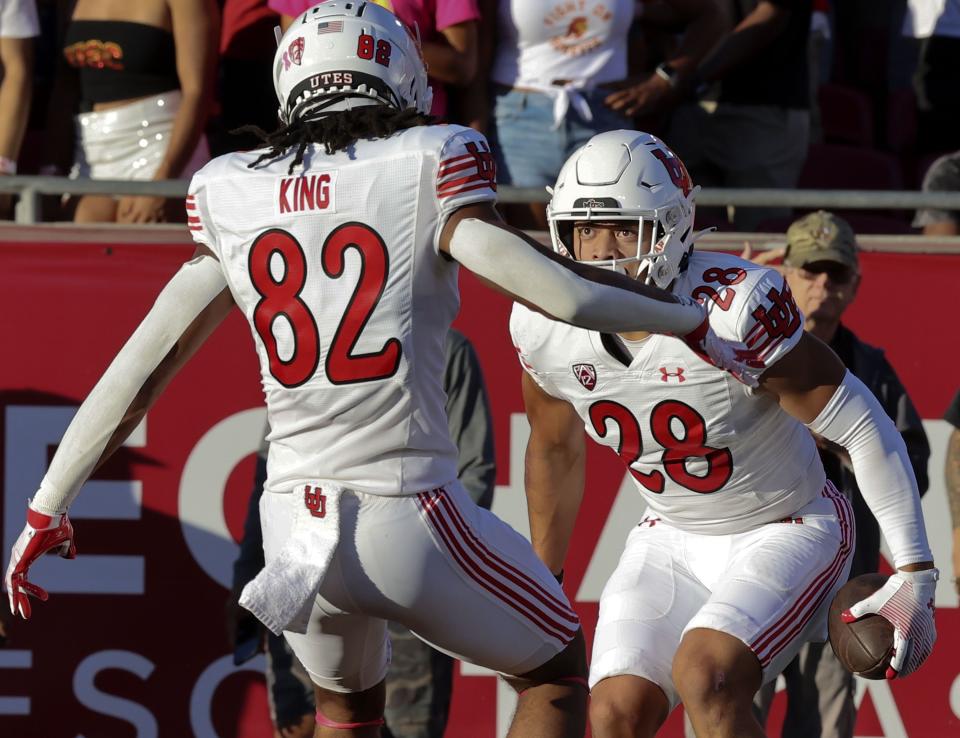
left=818, top=84, right=875, bottom=148
left=885, top=87, right=918, bottom=155
left=798, top=144, right=903, bottom=191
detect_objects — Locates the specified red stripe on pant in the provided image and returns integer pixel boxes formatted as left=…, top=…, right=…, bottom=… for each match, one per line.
left=416, top=492, right=577, bottom=643
left=425, top=490, right=578, bottom=636
left=751, top=483, right=854, bottom=667
left=432, top=489, right=575, bottom=620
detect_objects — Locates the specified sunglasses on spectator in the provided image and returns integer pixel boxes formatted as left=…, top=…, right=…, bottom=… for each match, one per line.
left=795, top=261, right=858, bottom=284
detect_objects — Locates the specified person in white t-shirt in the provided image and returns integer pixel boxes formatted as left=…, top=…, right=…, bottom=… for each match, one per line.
left=512, top=129, right=938, bottom=738
left=467, top=0, right=724, bottom=229
left=3, top=4, right=750, bottom=735
left=0, top=0, right=38, bottom=216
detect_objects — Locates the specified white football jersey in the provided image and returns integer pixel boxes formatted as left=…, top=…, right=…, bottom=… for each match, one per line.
left=511, top=251, right=825, bottom=534
left=187, top=124, right=497, bottom=495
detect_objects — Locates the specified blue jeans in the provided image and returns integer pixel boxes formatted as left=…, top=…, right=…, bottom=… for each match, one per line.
left=489, top=85, right=631, bottom=187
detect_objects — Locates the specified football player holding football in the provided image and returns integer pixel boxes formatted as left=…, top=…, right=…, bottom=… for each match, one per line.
left=512, top=129, right=938, bottom=738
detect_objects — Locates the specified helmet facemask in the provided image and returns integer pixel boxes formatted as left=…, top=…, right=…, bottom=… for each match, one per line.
left=548, top=192, right=697, bottom=288
left=546, top=130, right=703, bottom=290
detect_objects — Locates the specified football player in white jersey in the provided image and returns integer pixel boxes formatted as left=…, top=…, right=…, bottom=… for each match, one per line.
left=511, top=130, right=939, bottom=738
left=1, top=5, right=751, bottom=737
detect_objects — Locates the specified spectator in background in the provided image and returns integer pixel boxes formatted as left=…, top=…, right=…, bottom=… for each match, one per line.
left=751, top=211, right=930, bottom=738
left=913, top=150, right=960, bottom=235
left=43, top=0, right=218, bottom=223
left=468, top=0, right=724, bottom=229
left=903, top=0, right=960, bottom=155
left=0, top=0, right=39, bottom=218
left=210, top=0, right=281, bottom=156
left=272, top=0, right=479, bottom=122
left=229, top=329, right=497, bottom=738
left=668, top=0, right=813, bottom=231
left=945, top=390, right=960, bottom=595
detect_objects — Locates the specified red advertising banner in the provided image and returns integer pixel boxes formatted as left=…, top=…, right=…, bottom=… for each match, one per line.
left=0, top=236, right=958, bottom=738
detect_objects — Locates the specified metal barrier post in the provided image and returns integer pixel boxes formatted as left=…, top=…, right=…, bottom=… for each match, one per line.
left=14, top=186, right=39, bottom=225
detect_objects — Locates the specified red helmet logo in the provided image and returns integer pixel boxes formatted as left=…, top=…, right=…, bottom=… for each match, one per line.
left=289, top=37, right=305, bottom=66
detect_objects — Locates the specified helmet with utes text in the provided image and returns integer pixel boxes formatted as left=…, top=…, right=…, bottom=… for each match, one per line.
left=547, top=130, right=702, bottom=289
left=273, top=1, right=432, bottom=125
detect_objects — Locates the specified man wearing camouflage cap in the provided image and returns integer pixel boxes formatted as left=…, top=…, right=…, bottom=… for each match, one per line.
left=755, top=211, right=930, bottom=738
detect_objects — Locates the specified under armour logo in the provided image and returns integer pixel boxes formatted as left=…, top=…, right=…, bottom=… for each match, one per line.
left=573, top=363, right=596, bottom=390
left=304, top=485, right=326, bottom=518
left=659, top=367, right=685, bottom=383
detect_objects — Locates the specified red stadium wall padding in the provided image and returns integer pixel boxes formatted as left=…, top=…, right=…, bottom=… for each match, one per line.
left=0, top=240, right=957, bottom=738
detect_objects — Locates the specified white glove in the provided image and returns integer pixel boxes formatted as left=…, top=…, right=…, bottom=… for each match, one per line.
left=4, top=503, right=76, bottom=619
left=842, top=568, right=938, bottom=679
left=679, top=315, right=762, bottom=388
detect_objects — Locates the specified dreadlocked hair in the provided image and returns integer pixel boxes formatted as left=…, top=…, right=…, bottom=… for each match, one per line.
left=234, top=103, right=433, bottom=175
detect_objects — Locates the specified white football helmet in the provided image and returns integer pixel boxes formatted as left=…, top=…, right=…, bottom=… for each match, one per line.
left=547, top=130, right=703, bottom=289
left=272, top=1, right=432, bottom=125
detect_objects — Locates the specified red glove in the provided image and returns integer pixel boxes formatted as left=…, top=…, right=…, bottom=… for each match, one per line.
left=680, top=317, right=764, bottom=387
left=5, top=506, right=76, bottom=619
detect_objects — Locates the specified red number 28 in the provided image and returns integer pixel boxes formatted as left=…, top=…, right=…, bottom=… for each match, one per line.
left=589, top=399, right=732, bottom=494
left=248, top=224, right=400, bottom=388
left=692, top=266, right=747, bottom=311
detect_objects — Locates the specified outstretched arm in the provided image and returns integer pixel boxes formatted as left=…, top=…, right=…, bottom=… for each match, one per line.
left=34, top=247, right=233, bottom=514
left=438, top=202, right=706, bottom=335
left=5, top=247, right=234, bottom=618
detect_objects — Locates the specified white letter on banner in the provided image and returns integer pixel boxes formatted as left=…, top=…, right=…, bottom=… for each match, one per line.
left=179, top=408, right=267, bottom=589
left=951, top=670, right=960, bottom=719
left=490, top=413, right=532, bottom=539
left=3, top=406, right=145, bottom=594
left=74, top=650, right=157, bottom=738
left=190, top=654, right=266, bottom=738
left=853, top=676, right=907, bottom=738
left=0, top=650, right=31, bottom=715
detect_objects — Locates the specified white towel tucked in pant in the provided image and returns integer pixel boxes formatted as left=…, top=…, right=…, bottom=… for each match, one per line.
left=240, top=485, right=342, bottom=635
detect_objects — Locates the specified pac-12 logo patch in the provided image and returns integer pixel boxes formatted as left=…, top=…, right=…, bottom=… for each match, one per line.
left=573, top=363, right=597, bottom=391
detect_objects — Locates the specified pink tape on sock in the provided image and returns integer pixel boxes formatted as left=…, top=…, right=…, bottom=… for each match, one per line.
left=315, top=711, right=385, bottom=730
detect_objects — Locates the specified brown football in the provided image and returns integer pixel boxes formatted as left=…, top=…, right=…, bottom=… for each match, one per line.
left=828, top=573, right=895, bottom=679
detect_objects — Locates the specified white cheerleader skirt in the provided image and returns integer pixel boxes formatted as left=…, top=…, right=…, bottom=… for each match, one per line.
left=71, top=89, right=209, bottom=181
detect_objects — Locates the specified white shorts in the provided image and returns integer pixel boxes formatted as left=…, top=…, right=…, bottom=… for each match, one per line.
left=589, top=482, right=854, bottom=710
left=260, top=481, right=578, bottom=693
left=71, top=90, right=209, bottom=181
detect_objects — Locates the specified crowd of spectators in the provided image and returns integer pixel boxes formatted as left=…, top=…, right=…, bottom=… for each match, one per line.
left=0, top=0, right=956, bottom=231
